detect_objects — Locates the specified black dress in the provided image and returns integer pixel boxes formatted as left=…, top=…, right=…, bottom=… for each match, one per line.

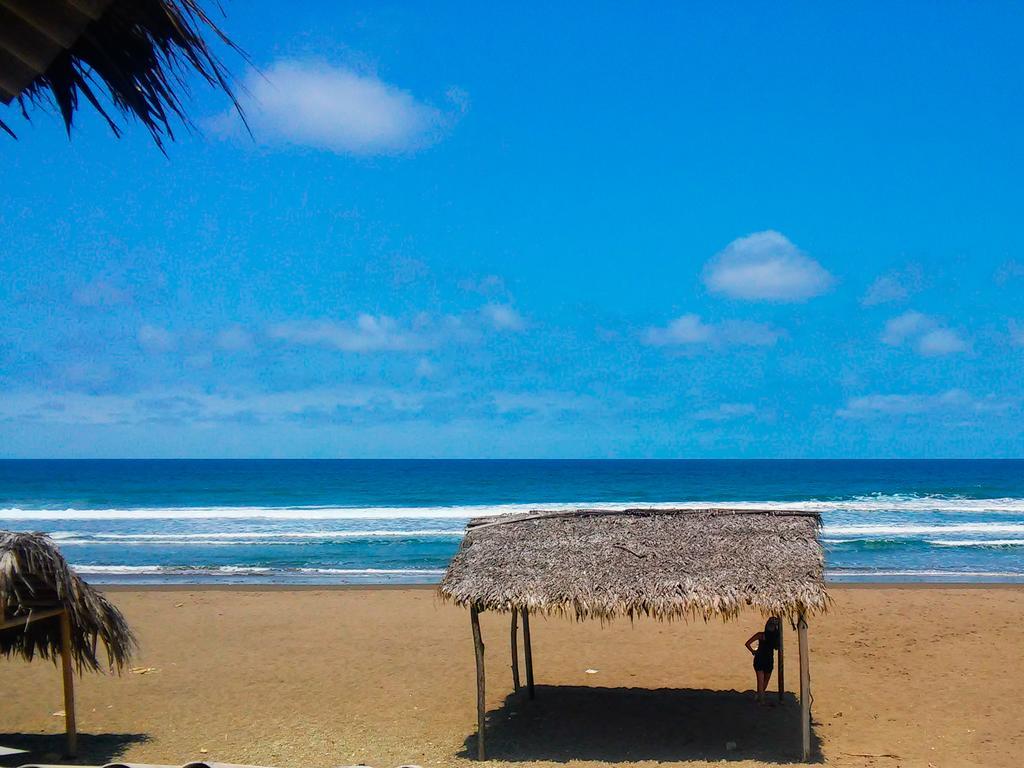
left=753, top=634, right=775, bottom=673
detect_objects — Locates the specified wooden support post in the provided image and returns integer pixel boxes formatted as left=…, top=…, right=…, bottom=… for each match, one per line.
left=470, top=606, right=486, bottom=760
left=59, top=610, right=77, bottom=758
left=521, top=608, right=534, bottom=699
left=510, top=611, right=521, bottom=692
left=798, top=614, right=810, bottom=762
left=777, top=618, right=785, bottom=702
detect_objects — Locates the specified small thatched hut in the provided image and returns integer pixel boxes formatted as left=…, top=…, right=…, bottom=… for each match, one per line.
left=439, top=507, right=830, bottom=761
left=0, top=0, right=244, bottom=147
left=0, top=531, right=135, bottom=756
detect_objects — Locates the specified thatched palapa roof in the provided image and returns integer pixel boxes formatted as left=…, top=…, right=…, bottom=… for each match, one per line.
left=0, top=0, right=245, bottom=146
left=439, top=508, right=829, bottom=622
left=0, top=531, right=135, bottom=672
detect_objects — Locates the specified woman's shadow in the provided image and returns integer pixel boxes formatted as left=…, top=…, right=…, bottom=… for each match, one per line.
left=461, top=685, right=821, bottom=763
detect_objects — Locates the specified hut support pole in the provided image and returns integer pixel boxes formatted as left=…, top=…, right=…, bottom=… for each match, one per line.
left=470, top=606, right=486, bottom=760
left=777, top=618, right=785, bottom=702
left=510, top=611, right=521, bottom=692
left=798, top=614, right=810, bottom=762
left=521, top=608, right=535, bottom=699
left=59, top=610, right=77, bottom=757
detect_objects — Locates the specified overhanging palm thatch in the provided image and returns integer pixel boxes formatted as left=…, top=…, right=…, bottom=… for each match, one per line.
left=439, top=507, right=830, bottom=622
left=0, top=530, right=135, bottom=672
left=0, top=0, right=246, bottom=147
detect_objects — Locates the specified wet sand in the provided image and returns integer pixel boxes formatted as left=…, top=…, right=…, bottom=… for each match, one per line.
left=1, top=585, right=1021, bottom=767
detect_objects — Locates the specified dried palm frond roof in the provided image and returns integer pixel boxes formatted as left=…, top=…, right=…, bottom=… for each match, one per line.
left=0, top=530, right=135, bottom=672
left=439, top=508, right=830, bottom=622
left=0, top=0, right=247, bottom=147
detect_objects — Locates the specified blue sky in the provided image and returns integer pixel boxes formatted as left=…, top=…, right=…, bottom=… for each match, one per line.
left=2, top=1, right=1024, bottom=458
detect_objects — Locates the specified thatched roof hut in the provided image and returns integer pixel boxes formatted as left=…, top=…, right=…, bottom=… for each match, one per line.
left=440, top=507, right=829, bottom=622
left=0, top=0, right=244, bottom=147
left=1, top=531, right=135, bottom=756
left=439, top=508, right=829, bottom=761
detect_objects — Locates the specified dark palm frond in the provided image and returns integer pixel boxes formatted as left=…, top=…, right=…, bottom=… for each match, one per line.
left=3, top=0, right=248, bottom=149
left=0, top=531, right=135, bottom=673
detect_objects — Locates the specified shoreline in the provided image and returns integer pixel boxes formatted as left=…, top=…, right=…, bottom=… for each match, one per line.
left=94, top=580, right=1024, bottom=592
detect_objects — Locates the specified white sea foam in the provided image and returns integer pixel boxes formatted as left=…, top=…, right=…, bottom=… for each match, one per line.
left=824, top=523, right=1024, bottom=536
left=297, top=567, right=447, bottom=575
left=827, top=569, right=1024, bottom=578
left=71, top=564, right=447, bottom=577
left=6, top=495, right=1024, bottom=520
left=927, top=539, right=1024, bottom=547
left=51, top=530, right=464, bottom=545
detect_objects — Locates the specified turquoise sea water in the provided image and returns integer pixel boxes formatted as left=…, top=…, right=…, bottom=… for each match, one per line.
left=1, top=459, right=1022, bottom=583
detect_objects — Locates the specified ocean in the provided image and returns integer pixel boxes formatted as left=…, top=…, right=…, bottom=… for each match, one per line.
left=1, top=459, right=1022, bottom=584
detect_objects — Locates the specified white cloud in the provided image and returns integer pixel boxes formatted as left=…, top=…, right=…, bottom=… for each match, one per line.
left=492, top=391, right=597, bottom=416
left=269, top=315, right=432, bottom=352
left=73, top=278, right=131, bottom=308
left=880, top=311, right=931, bottom=345
left=881, top=311, right=967, bottom=356
left=216, top=60, right=463, bottom=155
left=481, top=304, right=525, bottom=332
left=838, top=389, right=1014, bottom=419
left=1009, top=321, right=1024, bottom=347
left=269, top=306, right=521, bottom=354
left=0, top=388, right=439, bottom=427
left=415, top=358, right=439, bottom=379
left=137, top=324, right=176, bottom=353
left=461, top=275, right=506, bottom=295
left=215, top=325, right=255, bottom=352
left=916, top=328, right=968, bottom=356
left=692, top=403, right=757, bottom=422
left=703, top=231, right=834, bottom=301
left=862, top=266, right=923, bottom=306
left=642, top=314, right=782, bottom=348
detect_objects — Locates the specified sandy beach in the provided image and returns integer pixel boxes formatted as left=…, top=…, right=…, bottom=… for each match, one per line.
left=0, top=585, right=1020, bottom=768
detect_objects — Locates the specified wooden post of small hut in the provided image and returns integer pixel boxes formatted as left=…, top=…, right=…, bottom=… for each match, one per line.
left=777, top=618, right=785, bottom=702
left=798, top=613, right=811, bottom=761
left=59, top=610, right=78, bottom=756
left=1, top=532, right=136, bottom=758
left=470, top=606, right=486, bottom=760
left=521, top=608, right=535, bottom=699
left=510, top=611, right=520, bottom=691
left=438, top=507, right=829, bottom=763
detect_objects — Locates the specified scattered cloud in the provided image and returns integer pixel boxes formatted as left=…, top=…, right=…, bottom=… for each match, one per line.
left=214, top=60, right=465, bottom=155
left=137, top=324, right=176, bottom=353
left=0, top=388, right=440, bottom=427
left=415, top=358, right=439, bottom=379
left=481, top=304, right=526, bottom=332
left=1009, top=321, right=1024, bottom=347
left=703, top=231, right=834, bottom=301
left=881, top=311, right=968, bottom=356
left=995, top=259, right=1024, bottom=285
left=268, top=315, right=434, bottom=353
left=862, top=265, right=923, bottom=306
left=916, top=328, right=968, bottom=356
left=461, top=275, right=506, bottom=295
left=215, top=325, right=255, bottom=352
left=692, top=403, right=757, bottom=422
left=269, top=306, right=523, bottom=354
left=642, top=314, right=783, bottom=348
left=492, top=391, right=598, bottom=416
left=72, top=278, right=131, bottom=308
left=838, top=389, right=1015, bottom=419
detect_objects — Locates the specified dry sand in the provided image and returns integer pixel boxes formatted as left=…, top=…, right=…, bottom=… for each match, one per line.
left=1, top=585, right=1021, bottom=768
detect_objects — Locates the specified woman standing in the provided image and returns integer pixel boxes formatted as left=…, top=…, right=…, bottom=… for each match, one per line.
left=745, top=616, right=781, bottom=704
